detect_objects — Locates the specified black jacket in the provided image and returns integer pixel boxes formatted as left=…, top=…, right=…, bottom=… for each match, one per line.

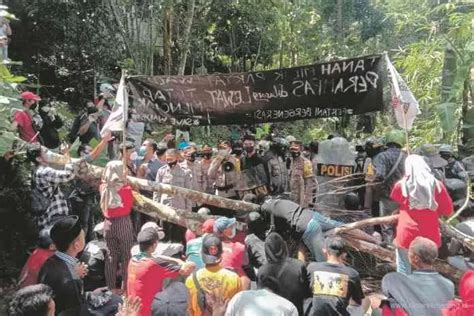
left=39, top=254, right=89, bottom=316
left=258, top=233, right=311, bottom=315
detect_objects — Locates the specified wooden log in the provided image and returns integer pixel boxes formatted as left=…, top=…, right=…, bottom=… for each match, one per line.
left=440, top=221, right=474, bottom=252
left=342, top=235, right=395, bottom=263
left=80, top=163, right=261, bottom=213
left=330, top=215, right=399, bottom=235
left=132, top=191, right=206, bottom=228
left=341, top=235, right=463, bottom=282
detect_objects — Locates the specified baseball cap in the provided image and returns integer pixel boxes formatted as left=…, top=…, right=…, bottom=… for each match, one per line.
left=141, top=221, right=165, bottom=240
left=137, top=227, right=159, bottom=244
left=202, top=234, right=223, bottom=264
left=213, top=217, right=237, bottom=234
left=21, top=91, right=41, bottom=101
left=202, top=218, right=216, bottom=234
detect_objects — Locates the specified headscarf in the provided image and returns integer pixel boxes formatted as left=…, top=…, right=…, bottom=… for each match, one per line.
left=264, top=232, right=288, bottom=263
left=400, top=154, right=441, bottom=211
left=442, top=270, right=474, bottom=316
left=100, top=160, right=126, bottom=211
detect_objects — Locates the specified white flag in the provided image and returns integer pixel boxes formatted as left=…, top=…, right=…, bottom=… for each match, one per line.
left=385, top=55, right=420, bottom=130
left=100, top=76, right=128, bottom=136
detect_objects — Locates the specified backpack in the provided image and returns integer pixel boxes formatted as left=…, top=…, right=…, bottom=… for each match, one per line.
left=31, top=178, right=57, bottom=216
left=31, top=187, right=50, bottom=216
left=192, top=272, right=207, bottom=313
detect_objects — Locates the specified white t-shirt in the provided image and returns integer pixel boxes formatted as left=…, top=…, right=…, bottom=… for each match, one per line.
left=225, top=289, right=298, bottom=316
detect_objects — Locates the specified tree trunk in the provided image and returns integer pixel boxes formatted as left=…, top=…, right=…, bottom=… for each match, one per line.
left=163, top=4, right=173, bottom=75
left=132, top=191, right=205, bottom=228
left=177, top=0, right=196, bottom=75
left=336, top=0, right=344, bottom=40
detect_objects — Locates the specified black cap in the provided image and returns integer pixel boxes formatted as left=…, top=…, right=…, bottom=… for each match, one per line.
left=137, top=227, right=159, bottom=244
left=202, top=234, right=223, bottom=264
left=50, top=216, right=82, bottom=251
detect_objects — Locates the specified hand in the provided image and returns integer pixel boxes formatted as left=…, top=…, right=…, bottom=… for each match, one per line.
left=92, top=286, right=108, bottom=294
left=179, top=261, right=196, bottom=276
left=59, top=142, right=70, bottom=156
left=75, top=262, right=88, bottom=278
left=102, top=129, right=113, bottom=142
left=3, top=151, right=15, bottom=161
left=116, top=296, right=142, bottom=316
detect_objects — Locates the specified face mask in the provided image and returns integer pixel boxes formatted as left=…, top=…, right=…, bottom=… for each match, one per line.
left=233, top=149, right=243, bottom=156
left=130, top=152, right=138, bottom=161
left=244, top=146, right=254, bottom=153
left=291, top=151, right=301, bottom=158
left=168, top=161, right=177, bottom=168
left=227, top=227, right=236, bottom=239
left=187, top=152, right=197, bottom=162
left=139, top=146, right=147, bottom=157
left=203, top=153, right=212, bottom=160
left=30, top=103, right=38, bottom=111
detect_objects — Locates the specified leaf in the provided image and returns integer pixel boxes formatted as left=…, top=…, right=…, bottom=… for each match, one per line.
left=437, top=102, right=458, bottom=132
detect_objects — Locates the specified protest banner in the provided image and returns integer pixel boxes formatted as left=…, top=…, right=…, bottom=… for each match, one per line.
left=127, top=54, right=384, bottom=126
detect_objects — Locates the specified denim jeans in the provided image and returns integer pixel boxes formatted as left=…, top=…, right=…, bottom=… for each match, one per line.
left=396, top=247, right=411, bottom=274
left=302, top=212, right=342, bottom=262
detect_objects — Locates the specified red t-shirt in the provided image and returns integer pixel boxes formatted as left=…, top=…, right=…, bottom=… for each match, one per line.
left=103, top=185, right=133, bottom=219
left=127, top=256, right=180, bottom=316
left=221, top=240, right=246, bottom=276
left=391, top=180, right=453, bottom=249
left=18, top=248, right=54, bottom=288
left=14, top=110, right=37, bottom=142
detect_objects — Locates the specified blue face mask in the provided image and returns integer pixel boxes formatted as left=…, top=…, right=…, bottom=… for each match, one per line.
left=139, top=146, right=147, bottom=157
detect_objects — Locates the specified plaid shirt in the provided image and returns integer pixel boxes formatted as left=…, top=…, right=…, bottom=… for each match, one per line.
left=373, top=147, right=407, bottom=198
left=34, top=164, right=75, bottom=230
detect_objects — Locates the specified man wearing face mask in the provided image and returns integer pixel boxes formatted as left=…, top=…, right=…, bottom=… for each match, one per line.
left=208, top=140, right=241, bottom=199
left=154, top=149, right=192, bottom=211
left=136, top=139, right=164, bottom=183
left=239, top=134, right=270, bottom=199
left=214, top=217, right=251, bottom=290
left=180, top=145, right=204, bottom=194
left=264, top=137, right=289, bottom=195
left=12, top=91, right=42, bottom=143
left=199, top=144, right=215, bottom=194
left=288, top=139, right=316, bottom=208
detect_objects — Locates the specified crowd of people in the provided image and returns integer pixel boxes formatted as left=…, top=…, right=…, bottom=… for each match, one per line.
left=3, top=89, right=474, bottom=316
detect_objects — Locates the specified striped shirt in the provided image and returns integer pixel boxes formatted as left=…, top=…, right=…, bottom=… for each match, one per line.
left=55, top=251, right=79, bottom=279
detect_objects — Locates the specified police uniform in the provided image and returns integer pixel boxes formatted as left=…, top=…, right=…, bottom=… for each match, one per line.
left=154, top=164, right=192, bottom=211
left=180, top=160, right=204, bottom=193
left=289, top=152, right=316, bottom=207
left=266, top=151, right=288, bottom=195
left=208, top=153, right=241, bottom=199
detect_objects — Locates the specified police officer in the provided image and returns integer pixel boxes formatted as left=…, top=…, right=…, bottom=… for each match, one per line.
left=263, top=137, right=289, bottom=195
left=180, top=144, right=203, bottom=193
left=199, top=144, right=215, bottom=195
left=208, top=140, right=241, bottom=199
left=440, top=144, right=469, bottom=182
left=154, top=149, right=192, bottom=211
left=288, top=138, right=316, bottom=208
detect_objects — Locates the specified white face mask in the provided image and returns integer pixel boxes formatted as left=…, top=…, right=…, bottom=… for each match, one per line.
left=130, top=152, right=138, bottom=161
left=227, top=227, right=236, bottom=239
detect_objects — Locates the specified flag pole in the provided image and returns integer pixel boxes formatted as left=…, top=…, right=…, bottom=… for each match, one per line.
left=384, top=52, right=410, bottom=154
left=121, top=69, right=129, bottom=180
